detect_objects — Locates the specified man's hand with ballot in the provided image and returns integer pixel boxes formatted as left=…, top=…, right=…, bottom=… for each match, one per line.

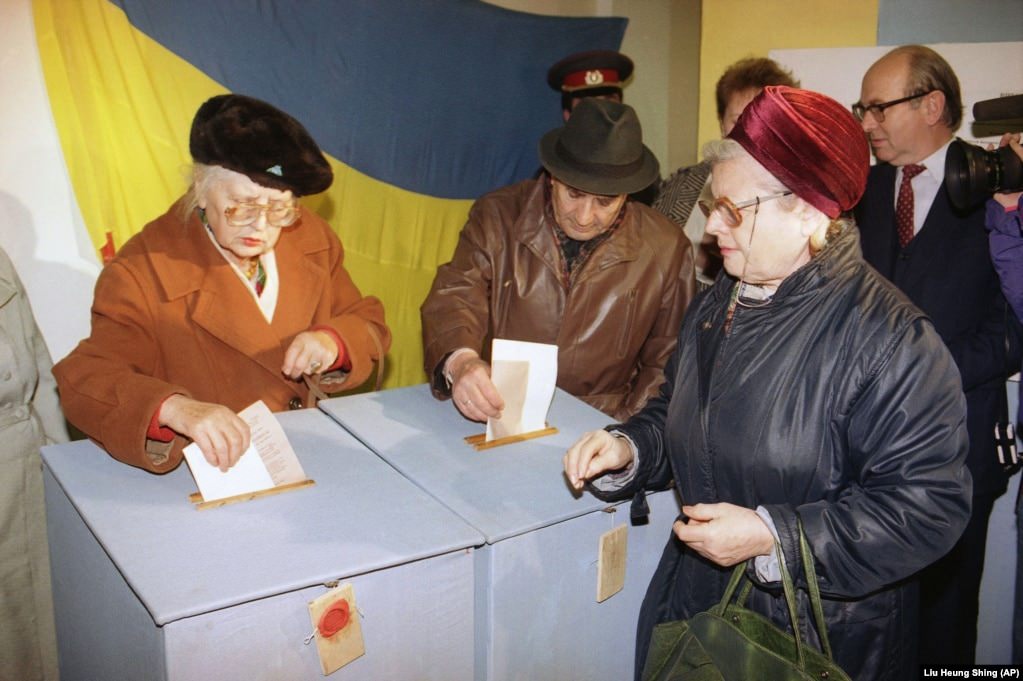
left=445, top=349, right=505, bottom=423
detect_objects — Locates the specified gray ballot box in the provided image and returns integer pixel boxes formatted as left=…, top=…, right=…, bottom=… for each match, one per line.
left=318, top=384, right=681, bottom=681
left=42, top=408, right=482, bottom=681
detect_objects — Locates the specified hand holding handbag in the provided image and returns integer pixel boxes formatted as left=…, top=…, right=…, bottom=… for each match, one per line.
left=641, top=520, right=850, bottom=681
left=302, top=325, right=386, bottom=408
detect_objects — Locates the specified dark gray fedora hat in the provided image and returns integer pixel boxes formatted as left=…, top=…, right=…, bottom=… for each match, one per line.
left=538, top=98, right=659, bottom=196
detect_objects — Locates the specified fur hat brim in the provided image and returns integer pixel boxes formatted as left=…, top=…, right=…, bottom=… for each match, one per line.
left=189, top=94, right=333, bottom=196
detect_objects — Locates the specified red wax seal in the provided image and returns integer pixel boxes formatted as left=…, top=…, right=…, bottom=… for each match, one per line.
left=317, top=599, right=351, bottom=638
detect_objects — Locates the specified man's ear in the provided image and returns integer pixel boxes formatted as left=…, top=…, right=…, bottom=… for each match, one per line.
left=923, top=90, right=947, bottom=126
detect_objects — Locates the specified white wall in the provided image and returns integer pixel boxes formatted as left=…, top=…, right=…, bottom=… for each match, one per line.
left=771, top=43, right=1023, bottom=147
left=0, top=0, right=99, bottom=361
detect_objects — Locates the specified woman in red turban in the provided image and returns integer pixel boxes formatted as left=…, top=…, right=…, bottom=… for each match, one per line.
left=565, top=86, right=972, bottom=680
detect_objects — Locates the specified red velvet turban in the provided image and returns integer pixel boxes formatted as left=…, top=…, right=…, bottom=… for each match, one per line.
left=728, top=85, right=869, bottom=219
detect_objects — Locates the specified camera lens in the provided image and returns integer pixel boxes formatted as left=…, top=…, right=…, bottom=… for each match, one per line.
left=945, top=139, right=1023, bottom=210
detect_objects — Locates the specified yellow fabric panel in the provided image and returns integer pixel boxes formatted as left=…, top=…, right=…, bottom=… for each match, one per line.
left=33, top=0, right=223, bottom=251
left=305, top=164, right=472, bottom=388
left=697, top=0, right=880, bottom=148
left=33, top=0, right=472, bottom=388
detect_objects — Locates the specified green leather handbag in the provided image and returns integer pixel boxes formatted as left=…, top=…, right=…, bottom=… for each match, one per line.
left=641, top=522, right=850, bottom=681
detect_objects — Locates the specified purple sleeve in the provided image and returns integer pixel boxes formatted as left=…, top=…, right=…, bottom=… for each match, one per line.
left=987, top=195, right=1023, bottom=321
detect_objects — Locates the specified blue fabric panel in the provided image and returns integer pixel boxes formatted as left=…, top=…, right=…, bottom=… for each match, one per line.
left=877, top=0, right=1023, bottom=44
left=109, top=0, right=627, bottom=199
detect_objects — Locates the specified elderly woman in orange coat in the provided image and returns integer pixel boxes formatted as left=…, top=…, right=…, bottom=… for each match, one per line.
left=55, top=94, right=389, bottom=473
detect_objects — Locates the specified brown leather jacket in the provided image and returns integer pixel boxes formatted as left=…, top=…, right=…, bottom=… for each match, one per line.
left=422, top=177, right=695, bottom=421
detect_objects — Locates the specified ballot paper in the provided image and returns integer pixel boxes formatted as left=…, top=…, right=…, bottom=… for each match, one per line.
left=486, top=339, right=558, bottom=441
left=183, top=400, right=308, bottom=502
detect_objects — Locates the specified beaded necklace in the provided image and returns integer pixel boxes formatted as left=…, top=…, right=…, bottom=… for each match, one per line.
left=246, top=258, right=267, bottom=296
left=199, top=207, right=267, bottom=295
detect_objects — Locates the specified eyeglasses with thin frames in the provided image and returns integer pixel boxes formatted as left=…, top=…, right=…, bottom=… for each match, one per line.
left=851, top=90, right=934, bottom=123
left=698, top=191, right=792, bottom=228
left=715, top=193, right=785, bottom=332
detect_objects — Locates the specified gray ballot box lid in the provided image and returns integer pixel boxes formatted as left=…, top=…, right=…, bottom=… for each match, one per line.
left=41, top=408, right=483, bottom=625
left=318, top=384, right=620, bottom=544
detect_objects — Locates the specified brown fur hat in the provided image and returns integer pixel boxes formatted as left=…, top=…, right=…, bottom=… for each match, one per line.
left=189, top=94, right=333, bottom=196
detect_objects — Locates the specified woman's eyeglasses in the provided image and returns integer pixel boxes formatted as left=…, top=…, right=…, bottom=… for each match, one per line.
left=224, top=200, right=298, bottom=228
left=851, top=90, right=934, bottom=123
left=698, top=192, right=792, bottom=228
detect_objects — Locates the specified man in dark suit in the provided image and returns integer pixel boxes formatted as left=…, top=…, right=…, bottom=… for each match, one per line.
left=853, top=44, right=1015, bottom=665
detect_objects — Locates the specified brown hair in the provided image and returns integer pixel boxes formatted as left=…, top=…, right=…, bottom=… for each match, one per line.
left=887, top=45, right=963, bottom=130
left=715, top=58, right=798, bottom=121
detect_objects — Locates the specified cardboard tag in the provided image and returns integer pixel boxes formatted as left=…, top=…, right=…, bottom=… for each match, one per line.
left=308, top=583, right=365, bottom=675
left=596, top=524, right=627, bottom=602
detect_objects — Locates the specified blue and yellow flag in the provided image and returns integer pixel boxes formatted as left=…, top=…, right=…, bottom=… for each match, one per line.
left=34, top=0, right=626, bottom=387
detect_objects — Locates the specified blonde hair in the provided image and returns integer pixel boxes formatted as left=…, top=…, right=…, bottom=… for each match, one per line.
left=179, top=164, right=236, bottom=221
left=809, top=217, right=850, bottom=256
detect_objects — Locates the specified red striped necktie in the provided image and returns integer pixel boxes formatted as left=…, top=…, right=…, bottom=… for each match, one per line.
left=896, top=164, right=926, bottom=248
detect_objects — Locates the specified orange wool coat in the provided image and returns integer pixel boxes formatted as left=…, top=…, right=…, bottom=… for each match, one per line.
left=54, top=200, right=390, bottom=472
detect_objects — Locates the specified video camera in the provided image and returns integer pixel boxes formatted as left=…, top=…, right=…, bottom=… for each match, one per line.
left=945, top=93, right=1023, bottom=210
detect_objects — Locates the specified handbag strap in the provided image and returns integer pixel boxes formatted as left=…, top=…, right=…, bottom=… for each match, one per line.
left=720, top=561, right=750, bottom=605
left=302, top=325, right=387, bottom=408
left=303, top=373, right=330, bottom=409
left=366, top=325, right=386, bottom=392
left=777, top=534, right=806, bottom=668
left=797, top=519, right=835, bottom=660
left=722, top=566, right=754, bottom=607
left=719, top=518, right=837, bottom=668
left=719, top=552, right=805, bottom=668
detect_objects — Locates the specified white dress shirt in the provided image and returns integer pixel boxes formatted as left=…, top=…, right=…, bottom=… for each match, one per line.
left=895, top=138, right=954, bottom=237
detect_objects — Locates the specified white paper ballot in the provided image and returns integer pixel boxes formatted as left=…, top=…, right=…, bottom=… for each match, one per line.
left=183, top=400, right=307, bottom=502
left=486, top=339, right=558, bottom=441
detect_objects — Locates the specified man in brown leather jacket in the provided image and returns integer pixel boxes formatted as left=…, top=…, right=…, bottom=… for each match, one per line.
left=421, top=99, right=695, bottom=422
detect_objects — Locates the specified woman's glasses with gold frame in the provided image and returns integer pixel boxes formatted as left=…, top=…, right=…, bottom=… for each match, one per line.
left=698, top=192, right=792, bottom=228
left=224, top=200, right=298, bottom=228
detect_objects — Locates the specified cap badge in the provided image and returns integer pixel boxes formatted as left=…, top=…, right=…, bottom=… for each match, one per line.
left=266, top=164, right=283, bottom=176
left=585, top=70, right=604, bottom=85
